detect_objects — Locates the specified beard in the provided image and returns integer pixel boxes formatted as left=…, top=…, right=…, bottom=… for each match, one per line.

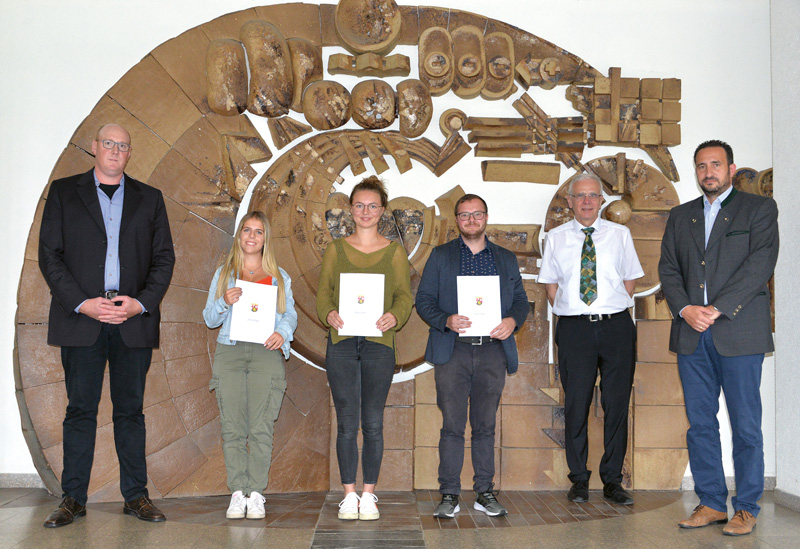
left=700, top=175, right=731, bottom=198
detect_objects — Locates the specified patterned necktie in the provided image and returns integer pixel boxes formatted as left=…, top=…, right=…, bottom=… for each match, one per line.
left=580, top=227, right=597, bottom=305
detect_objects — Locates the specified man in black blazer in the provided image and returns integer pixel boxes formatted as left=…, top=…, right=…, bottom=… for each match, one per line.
left=39, top=123, right=175, bottom=527
left=659, top=140, right=779, bottom=536
left=416, top=193, right=528, bottom=519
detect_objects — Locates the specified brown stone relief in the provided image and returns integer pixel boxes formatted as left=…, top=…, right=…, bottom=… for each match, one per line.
left=15, top=1, right=695, bottom=499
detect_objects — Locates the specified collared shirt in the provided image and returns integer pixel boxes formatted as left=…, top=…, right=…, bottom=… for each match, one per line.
left=95, top=172, right=124, bottom=292
left=702, top=185, right=733, bottom=305
left=75, top=172, right=145, bottom=313
left=458, top=235, right=498, bottom=276
left=538, top=217, right=644, bottom=316
left=704, top=185, right=733, bottom=246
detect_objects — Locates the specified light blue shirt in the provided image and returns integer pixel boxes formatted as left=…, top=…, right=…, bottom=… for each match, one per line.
left=95, top=172, right=124, bottom=292
left=702, top=185, right=734, bottom=304
left=74, top=173, right=145, bottom=314
left=703, top=185, right=733, bottom=246
left=202, top=266, right=298, bottom=360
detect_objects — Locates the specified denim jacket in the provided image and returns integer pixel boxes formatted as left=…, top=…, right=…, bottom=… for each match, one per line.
left=203, top=265, right=297, bottom=359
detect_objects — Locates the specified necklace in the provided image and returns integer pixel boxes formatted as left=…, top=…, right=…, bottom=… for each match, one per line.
left=246, top=265, right=260, bottom=275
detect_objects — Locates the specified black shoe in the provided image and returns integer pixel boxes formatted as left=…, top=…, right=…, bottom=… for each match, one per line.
left=43, top=496, right=86, bottom=528
left=123, top=495, right=167, bottom=522
left=603, top=482, right=634, bottom=505
left=567, top=481, right=589, bottom=503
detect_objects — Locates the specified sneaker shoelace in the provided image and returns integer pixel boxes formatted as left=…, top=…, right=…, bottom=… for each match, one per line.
left=480, top=491, right=499, bottom=504
left=339, top=493, right=360, bottom=509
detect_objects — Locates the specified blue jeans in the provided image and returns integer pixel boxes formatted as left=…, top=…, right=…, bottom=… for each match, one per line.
left=326, top=336, right=395, bottom=485
left=435, top=340, right=507, bottom=495
left=678, top=329, right=764, bottom=516
left=61, top=324, right=152, bottom=505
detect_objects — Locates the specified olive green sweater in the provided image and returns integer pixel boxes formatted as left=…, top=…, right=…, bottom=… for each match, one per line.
left=316, top=238, right=412, bottom=350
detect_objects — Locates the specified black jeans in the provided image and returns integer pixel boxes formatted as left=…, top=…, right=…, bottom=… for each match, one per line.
left=556, top=312, right=635, bottom=485
left=326, top=336, right=395, bottom=485
left=61, top=324, right=152, bottom=505
left=435, top=340, right=507, bottom=495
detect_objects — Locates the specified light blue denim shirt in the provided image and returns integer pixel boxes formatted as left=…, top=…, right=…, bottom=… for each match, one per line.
left=203, top=265, right=297, bottom=359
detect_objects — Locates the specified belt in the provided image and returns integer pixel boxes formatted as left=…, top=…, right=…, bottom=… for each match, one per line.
left=455, top=335, right=500, bottom=345
left=103, top=290, right=119, bottom=300
left=563, top=310, right=627, bottom=322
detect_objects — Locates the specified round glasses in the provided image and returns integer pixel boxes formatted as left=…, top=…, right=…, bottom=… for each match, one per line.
left=352, top=203, right=382, bottom=213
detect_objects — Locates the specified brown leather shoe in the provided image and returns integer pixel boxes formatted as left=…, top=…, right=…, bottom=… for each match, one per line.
left=678, top=504, right=728, bottom=528
left=123, top=495, right=166, bottom=522
left=723, top=509, right=756, bottom=536
left=43, top=496, right=86, bottom=528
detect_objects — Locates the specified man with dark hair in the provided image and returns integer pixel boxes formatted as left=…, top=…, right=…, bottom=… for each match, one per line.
left=39, top=123, right=175, bottom=527
left=538, top=173, right=643, bottom=506
left=659, top=140, right=778, bottom=536
left=416, top=193, right=528, bottom=519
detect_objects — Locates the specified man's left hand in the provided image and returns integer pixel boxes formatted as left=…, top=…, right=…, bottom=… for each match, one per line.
left=489, top=317, right=516, bottom=340
left=101, top=296, right=142, bottom=324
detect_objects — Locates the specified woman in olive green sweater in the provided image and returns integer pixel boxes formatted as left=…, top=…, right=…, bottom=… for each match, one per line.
left=316, top=176, right=412, bottom=521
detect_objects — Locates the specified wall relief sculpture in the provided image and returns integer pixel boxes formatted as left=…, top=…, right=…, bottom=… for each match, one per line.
left=17, top=0, right=770, bottom=501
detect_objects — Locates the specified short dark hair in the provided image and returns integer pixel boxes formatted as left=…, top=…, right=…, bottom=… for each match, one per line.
left=694, top=140, right=734, bottom=166
left=350, top=175, right=388, bottom=207
left=454, top=193, right=488, bottom=217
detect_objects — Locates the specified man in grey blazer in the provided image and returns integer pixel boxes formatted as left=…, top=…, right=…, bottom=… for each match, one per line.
left=659, top=140, right=779, bottom=536
left=416, top=193, right=529, bottom=519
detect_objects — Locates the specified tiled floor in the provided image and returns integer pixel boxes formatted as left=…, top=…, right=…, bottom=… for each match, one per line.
left=1, top=488, right=799, bottom=548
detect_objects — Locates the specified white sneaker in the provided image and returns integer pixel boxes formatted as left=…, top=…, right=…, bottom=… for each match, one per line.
left=338, top=492, right=360, bottom=520
left=359, top=492, right=379, bottom=520
left=246, top=491, right=266, bottom=519
left=226, top=491, right=246, bottom=519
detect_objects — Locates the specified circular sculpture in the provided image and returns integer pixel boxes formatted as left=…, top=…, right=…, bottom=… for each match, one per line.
left=351, top=79, right=396, bottom=129
left=15, top=0, right=691, bottom=504
left=302, top=80, right=352, bottom=130
left=396, top=79, right=433, bottom=138
left=603, top=199, right=632, bottom=225
left=334, top=0, right=402, bottom=55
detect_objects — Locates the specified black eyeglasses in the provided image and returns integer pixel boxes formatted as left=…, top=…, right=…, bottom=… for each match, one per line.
left=456, top=211, right=486, bottom=221
left=96, top=139, right=131, bottom=152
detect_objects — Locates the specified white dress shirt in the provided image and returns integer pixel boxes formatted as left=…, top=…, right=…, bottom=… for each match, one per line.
left=538, top=217, right=644, bottom=316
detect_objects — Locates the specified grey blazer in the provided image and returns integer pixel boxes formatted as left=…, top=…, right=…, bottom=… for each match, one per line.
left=658, top=188, right=779, bottom=356
left=415, top=238, right=529, bottom=374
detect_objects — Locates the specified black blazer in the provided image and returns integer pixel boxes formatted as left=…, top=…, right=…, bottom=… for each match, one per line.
left=39, top=169, right=175, bottom=348
left=416, top=238, right=529, bottom=374
left=659, top=189, right=779, bottom=356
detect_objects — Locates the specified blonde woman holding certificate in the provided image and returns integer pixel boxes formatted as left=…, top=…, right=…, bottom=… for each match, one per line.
left=203, top=211, right=297, bottom=521
left=316, top=176, right=412, bottom=521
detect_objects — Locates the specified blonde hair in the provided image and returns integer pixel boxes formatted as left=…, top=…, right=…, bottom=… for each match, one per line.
left=214, top=211, right=286, bottom=313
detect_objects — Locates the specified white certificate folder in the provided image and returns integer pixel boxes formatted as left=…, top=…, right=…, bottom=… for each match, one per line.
left=338, top=273, right=384, bottom=337
left=229, top=279, right=278, bottom=344
left=457, top=275, right=502, bottom=337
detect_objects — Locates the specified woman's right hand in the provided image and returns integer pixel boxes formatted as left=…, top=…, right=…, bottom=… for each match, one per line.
left=327, top=310, right=344, bottom=330
left=223, top=287, right=243, bottom=306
